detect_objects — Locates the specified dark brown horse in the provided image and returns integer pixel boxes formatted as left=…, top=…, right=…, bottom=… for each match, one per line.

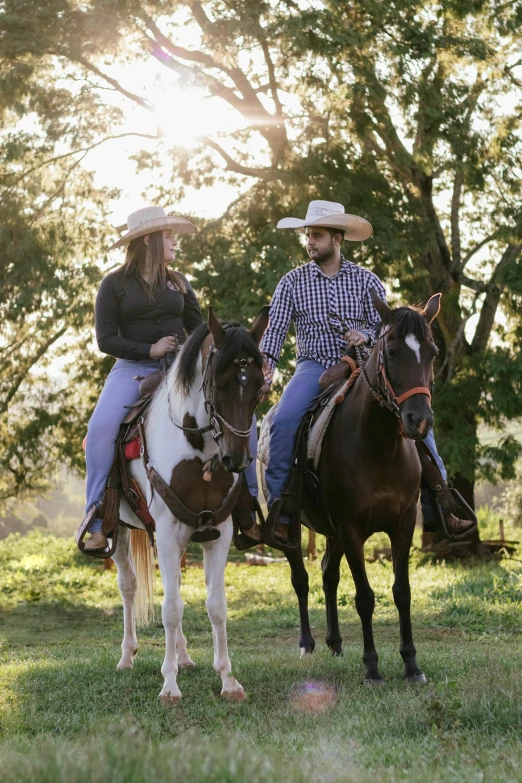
left=285, top=293, right=441, bottom=683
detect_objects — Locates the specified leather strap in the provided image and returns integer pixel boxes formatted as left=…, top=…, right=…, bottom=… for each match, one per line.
left=396, top=386, right=432, bottom=405
left=416, top=440, right=458, bottom=516
left=117, top=434, right=156, bottom=545
left=137, top=418, right=242, bottom=529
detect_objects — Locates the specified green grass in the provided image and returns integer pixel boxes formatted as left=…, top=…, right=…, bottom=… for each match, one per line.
left=1, top=531, right=522, bottom=782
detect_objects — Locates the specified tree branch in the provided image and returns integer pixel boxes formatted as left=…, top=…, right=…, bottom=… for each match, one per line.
left=200, top=136, right=279, bottom=178
left=459, top=230, right=504, bottom=271
left=74, top=57, right=153, bottom=111
left=450, top=169, right=463, bottom=270
left=460, top=275, right=489, bottom=293
left=0, top=326, right=68, bottom=414
left=471, top=244, right=522, bottom=354
left=189, top=1, right=214, bottom=35
left=139, top=12, right=287, bottom=158
left=6, top=132, right=159, bottom=191
left=436, top=292, right=480, bottom=382
left=259, top=38, right=284, bottom=120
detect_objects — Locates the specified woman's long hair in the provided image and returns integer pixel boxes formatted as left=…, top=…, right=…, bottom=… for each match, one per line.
left=122, top=230, right=186, bottom=298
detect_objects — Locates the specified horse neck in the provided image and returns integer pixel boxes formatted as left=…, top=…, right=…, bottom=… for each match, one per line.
left=147, top=357, right=208, bottom=443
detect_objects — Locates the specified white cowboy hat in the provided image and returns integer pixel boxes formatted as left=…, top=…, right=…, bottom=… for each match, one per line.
left=108, top=206, right=196, bottom=250
left=277, top=200, right=372, bottom=241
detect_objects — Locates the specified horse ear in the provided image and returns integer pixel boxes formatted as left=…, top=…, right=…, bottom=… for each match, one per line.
left=249, top=305, right=270, bottom=345
left=208, top=307, right=226, bottom=348
left=423, top=293, right=442, bottom=324
left=371, top=289, right=393, bottom=324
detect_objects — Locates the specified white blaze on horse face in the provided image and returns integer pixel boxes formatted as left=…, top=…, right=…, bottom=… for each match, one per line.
left=405, top=334, right=421, bottom=364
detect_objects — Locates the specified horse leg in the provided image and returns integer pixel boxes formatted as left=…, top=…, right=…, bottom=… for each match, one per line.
left=286, top=546, right=315, bottom=654
left=112, top=526, right=138, bottom=670
left=390, top=508, right=426, bottom=684
left=156, top=518, right=190, bottom=704
left=340, top=530, right=383, bottom=684
left=176, top=622, right=196, bottom=669
left=321, top=536, right=344, bottom=655
left=202, top=518, right=246, bottom=700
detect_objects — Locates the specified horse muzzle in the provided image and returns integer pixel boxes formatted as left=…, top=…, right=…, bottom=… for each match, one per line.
left=400, top=399, right=433, bottom=440
left=221, top=452, right=252, bottom=473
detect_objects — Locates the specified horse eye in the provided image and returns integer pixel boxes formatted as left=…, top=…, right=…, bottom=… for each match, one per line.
left=386, top=349, right=397, bottom=359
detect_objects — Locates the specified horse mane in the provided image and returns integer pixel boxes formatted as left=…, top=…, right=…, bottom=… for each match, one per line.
left=175, top=321, right=263, bottom=395
left=384, top=306, right=431, bottom=341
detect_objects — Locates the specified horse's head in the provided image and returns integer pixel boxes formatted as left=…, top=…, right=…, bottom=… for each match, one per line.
left=372, top=292, right=441, bottom=440
left=204, top=306, right=269, bottom=472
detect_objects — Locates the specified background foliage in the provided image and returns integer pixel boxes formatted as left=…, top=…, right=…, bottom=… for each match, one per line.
left=1, top=0, right=522, bottom=508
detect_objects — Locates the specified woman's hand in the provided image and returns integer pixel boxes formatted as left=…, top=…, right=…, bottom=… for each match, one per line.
left=258, top=382, right=271, bottom=404
left=150, top=336, right=178, bottom=358
left=343, top=329, right=367, bottom=347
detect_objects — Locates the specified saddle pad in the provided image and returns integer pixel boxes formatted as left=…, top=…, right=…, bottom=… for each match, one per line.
left=307, top=375, right=358, bottom=471
left=257, top=403, right=279, bottom=468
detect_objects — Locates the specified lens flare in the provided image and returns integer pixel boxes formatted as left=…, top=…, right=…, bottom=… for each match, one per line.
left=290, top=681, right=336, bottom=714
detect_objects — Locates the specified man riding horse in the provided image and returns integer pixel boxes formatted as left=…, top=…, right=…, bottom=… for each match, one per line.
left=254, top=199, right=474, bottom=546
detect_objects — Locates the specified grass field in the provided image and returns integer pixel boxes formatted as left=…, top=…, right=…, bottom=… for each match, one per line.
left=1, top=529, right=522, bottom=782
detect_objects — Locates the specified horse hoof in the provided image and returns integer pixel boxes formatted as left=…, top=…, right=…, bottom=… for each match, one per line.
left=116, top=658, right=134, bottom=670
left=221, top=688, right=247, bottom=701
left=328, top=645, right=343, bottom=657
left=405, top=672, right=427, bottom=685
left=364, top=677, right=385, bottom=686
left=300, top=647, right=314, bottom=658
left=159, top=691, right=182, bottom=705
left=178, top=660, right=196, bottom=670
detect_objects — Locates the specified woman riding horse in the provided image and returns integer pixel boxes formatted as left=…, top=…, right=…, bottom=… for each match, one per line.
left=83, top=205, right=259, bottom=551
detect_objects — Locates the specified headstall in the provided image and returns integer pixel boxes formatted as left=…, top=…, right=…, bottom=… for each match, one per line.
left=328, top=312, right=431, bottom=420
left=169, top=329, right=256, bottom=445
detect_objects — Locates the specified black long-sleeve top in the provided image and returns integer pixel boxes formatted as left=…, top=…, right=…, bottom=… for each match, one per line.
left=95, top=266, right=204, bottom=361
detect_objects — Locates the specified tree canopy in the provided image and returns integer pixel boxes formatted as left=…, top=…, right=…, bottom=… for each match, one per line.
left=1, top=0, right=522, bottom=507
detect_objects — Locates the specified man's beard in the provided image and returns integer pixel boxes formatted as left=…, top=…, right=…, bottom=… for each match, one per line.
left=308, top=239, right=336, bottom=265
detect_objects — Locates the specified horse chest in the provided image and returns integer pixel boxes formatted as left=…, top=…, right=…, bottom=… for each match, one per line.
left=169, top=458, right=234, bottom=513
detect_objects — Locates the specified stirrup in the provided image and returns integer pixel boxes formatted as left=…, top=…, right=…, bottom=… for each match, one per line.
left=261, top=497, right=301, bottom=553
left=190, top=511, right=221, bottom=543
left=434, top=488, right=478, bottom=541
left=76, top=505, right=120, bottom=559
left=233, top=496, right=265, bottom=551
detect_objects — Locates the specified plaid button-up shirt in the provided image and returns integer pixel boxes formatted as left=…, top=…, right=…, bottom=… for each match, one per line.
left=260, top=256, right=386, bottom=375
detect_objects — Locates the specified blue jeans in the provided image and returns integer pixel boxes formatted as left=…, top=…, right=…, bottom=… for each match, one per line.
left=266, top=359, right=326, bottom=506
left=244, top=417, right=258, bottom=498
left=85, top=358, right=160, bottom=531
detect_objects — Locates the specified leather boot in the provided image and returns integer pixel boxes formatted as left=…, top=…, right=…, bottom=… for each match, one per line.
left=274, top=521, right=290, bottom=544
left=84, top=531, right=108, bottom=551
left=444, top=513, right=476, bottom=539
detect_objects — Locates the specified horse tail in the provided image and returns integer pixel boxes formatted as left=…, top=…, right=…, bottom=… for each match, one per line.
left=130, top=529, right=156, bottom=627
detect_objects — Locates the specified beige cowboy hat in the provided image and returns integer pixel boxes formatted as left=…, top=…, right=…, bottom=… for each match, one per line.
left=277, top=200, right=372, bottom=241
left=108, top=206, right=196, bottom=251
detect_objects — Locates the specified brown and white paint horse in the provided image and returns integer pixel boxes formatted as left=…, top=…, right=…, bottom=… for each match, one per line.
left=113, top=307, right=268, bottom=702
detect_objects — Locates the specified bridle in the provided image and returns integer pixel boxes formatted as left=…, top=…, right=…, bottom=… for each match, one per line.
left=202, top=343, right=255, bottom=441
left=169, top=329, right=257, bottom=445
left=328, top=313, right=432, bottom=421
